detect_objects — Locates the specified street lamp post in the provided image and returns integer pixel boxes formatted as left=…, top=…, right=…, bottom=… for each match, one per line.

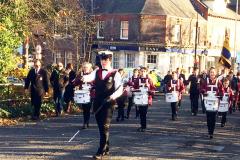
left=194, top=13, right=199, bottom=68
left=235, top=0, right=239, bottom=71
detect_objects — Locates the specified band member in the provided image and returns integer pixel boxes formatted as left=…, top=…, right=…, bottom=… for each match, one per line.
left=50, top=62, right=67, bottom=116
left=116, top=69, right=127, bottom=122
left=199, top=70, right=208, bottom=113
left=220, top=78, right=233, bottom=127
left=187, top=67, right=200, bottom=116
left=73, top=62, right=93, bottom=129
left=136, top=67, right=155, bottom=132
left=64, top=63, right=76, bottom=113
left=25, top=60, right=49, bottom=120
left=166, top=71, right=185, bottom=121
left=82, top=51, right=123, bottom=159
left=127, top=69, right=139, bottom=119
left=200, top=67, right=223, bottom=139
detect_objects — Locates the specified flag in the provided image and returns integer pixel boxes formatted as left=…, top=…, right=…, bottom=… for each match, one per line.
left=219, top=35, right=231, bottom=69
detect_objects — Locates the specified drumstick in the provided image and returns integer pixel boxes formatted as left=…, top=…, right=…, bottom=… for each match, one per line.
left=68, top=130, right=80, bottom=142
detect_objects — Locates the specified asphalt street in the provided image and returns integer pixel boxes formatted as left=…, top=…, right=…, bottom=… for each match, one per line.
left=0, top=95, right=240, bottom=160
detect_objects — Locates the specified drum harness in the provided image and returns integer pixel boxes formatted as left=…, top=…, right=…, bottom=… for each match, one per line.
left=93, top=84, right=122, bottom=116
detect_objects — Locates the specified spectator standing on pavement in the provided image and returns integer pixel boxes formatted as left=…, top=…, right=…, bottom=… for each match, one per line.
left=73, top=62, right=94, bottom=129
left=25, top=60, right=49, bottom=120
left=187, top=67, right=200, bottom=116
left=82, top=51, right=123, bottom=159
left=200, top=67, right=223, bottom=139
left=50, top=62, right=67, bottom=117
left=63, top=63, right=76, bottom=113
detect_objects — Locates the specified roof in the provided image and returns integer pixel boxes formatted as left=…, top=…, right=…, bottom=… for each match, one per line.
left=94, top=0, right=200, bottom=19
left=141, top=0, right=198, bottom=18
left=202, top=1, right=240, bottom=20
left=94, top=0, right=146, bottom=14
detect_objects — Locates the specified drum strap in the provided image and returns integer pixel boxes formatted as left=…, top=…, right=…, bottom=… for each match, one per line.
left=93, top=84, right=122, bottom=115
left=171, top=80, right=179, bottom=91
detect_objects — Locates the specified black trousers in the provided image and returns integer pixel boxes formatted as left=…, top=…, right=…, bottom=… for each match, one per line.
left=171, top=102, right=178, bottom=119
left=138, top=105, right=148, bottom=129
left=135, top=105, right=139, bottom=118
left=31, top=93, right=43, bottom=118
left=206, top=111, right=217, bottom=135
left=117, top=96, right=126, bottom=120
left=127, top=97, right=133, bottom=117
left=190, top=93, right=199, bottom=114
left=200, top=94, right=206, bottom=113
left=178, top=99, right=182, bottom=108
left=82, top=103, right=92, bottom=125
left=95, top=105, right=113, bottom=154
left=220, top=112, right=227, bottom=125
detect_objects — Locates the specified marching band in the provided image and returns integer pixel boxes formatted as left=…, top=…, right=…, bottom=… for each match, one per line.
left=25, top=52, right=240, bottom=159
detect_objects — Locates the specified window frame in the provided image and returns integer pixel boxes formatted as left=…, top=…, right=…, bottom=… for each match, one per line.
left=97, top=21, right=105, bottom=39
left=120, top=21, right=129, bottom=40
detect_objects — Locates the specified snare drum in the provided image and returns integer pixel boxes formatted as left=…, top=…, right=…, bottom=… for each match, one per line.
left=133, top=92, right=148, bottom=106
left=218, top=93, right=229, bottom=112
left=74, top=90, right=91, bottom=104
left=204, top=96, right=219, bottom=112
left=165, top=92, right=179, bottom=103
left=218, top=101, right=229, bottom=112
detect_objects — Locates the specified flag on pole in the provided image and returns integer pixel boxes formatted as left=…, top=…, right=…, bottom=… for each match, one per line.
left=219, top=34, right=231, bottom=69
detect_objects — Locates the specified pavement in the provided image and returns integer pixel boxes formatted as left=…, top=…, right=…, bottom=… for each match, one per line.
left=0, top=96, right=240, bottom=160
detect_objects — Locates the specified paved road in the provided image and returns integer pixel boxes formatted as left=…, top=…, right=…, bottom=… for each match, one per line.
left=0, top=96, right=240, bottom=160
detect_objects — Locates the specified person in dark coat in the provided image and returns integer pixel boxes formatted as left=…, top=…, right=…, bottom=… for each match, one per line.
left=228, top=71, right=238, bottom=113
left=199, top=70, right=208, bottom=113
left=25, top=60, right=49, bottom=120
left=187, top=67, right=200, bottom=116
left=50, top=62, right=67, bottom=116
left=82, top=51, right=123, bottom=159
left=163, top=71, right=172, bottom=93
left=63, top=63, right=76, bottom=113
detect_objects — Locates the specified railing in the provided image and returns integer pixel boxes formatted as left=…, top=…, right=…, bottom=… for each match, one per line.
left=0, top=83, right=52, bottom=105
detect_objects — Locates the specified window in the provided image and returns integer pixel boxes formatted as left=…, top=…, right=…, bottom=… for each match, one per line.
left=172, top=25, right=181, bottom=42
left=113, top=54, right=120, bottom=69
left=66, top=52, right=73, bottom=64
left=55, top=52, right=63, bottom=64
left=97, top=21, right=104, bottom=39
left=126, top=53, right=135, bottom=68
left=120, top=21, right=129, bottom=40
left=147, top=55, right=157, bottom=64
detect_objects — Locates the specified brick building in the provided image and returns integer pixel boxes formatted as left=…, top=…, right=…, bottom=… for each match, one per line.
left=91, top=0, right=240, bottom=76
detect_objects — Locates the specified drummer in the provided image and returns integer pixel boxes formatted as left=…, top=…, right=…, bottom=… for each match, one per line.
left=220, top=78, right=233, bottom=127
left=136, top=67, right=155, bottom=132
left=200, top=67, right=223, bottom=139
left=166, top=71, right=185, bottom=121
left=73, top=62, right=94, bottom=129
left=127, top=68, right=140, bottom=119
